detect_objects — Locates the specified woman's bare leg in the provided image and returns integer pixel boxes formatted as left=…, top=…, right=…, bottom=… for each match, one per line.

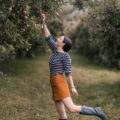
left=61, top=97, right=106, bottom=120
left=54, top=100, right=67, bottom=119
left=61, top=97, right=81, bottom=113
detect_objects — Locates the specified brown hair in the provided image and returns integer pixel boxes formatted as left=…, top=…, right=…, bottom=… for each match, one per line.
left=63, top=36, right=72, bottom=52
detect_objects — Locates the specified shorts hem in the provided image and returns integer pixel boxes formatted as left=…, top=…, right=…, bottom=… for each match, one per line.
left=53, top=95, right=71, bottom=102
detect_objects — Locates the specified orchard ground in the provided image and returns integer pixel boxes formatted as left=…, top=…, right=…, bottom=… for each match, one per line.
left=0, top=50, right=120, bottom=120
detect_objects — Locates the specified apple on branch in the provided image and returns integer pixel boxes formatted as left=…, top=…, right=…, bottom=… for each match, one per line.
left=8, top=7, right=13, bottom=12
left=22, top=28, right=26, bottom=33
left=96, top=24, right=100, bottom=27
left=102, top=16, right=106, bottom=20
left=23, top=11, right=28, bottom=15
left=4, top=24, right=7, bottom=28
left=40, top=9, right=45, bottom=19
left=26, top=24, right=30, bottom=28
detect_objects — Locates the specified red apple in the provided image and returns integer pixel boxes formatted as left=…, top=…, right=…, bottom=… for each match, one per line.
left=4, top=24, right=7, bottom=28
left=44, top=4, right=49, bottom=9
left=24, top=16, right=28, bottom=20
left=107, top=8, right=114, bottom=13
left=102, top=16, right=106, bottom=20
left=40, top=9, right=45, bottom=19
left=99, top=29, right=102, bottom=32
left=40, top=14, right=44, bottom=19
left=40, top=9, right=42, bottom=14
left=23, top=11, right=27, bottom=15
left=96, top=24, right=100, bottom=27
left=22, top=28, right=26, bottom=33
left=8, top=7, right=13, bottom=12
left=26, top=24, right=30, bottom=28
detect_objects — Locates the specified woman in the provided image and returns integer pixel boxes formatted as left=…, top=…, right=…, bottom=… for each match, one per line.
left=40, top=11, right=106, bottom=120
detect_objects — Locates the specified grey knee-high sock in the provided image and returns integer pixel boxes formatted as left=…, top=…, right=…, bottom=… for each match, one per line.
left=79, top=106, right=106, bottom=120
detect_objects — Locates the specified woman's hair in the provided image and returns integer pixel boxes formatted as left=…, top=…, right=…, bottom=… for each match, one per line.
left=63, top=36, right=72, bottom=52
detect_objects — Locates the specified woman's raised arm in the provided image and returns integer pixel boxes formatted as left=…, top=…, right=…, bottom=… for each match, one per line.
left=40, top=9, right=57, bottom=53
left=40, top=9, right=50, bottom=37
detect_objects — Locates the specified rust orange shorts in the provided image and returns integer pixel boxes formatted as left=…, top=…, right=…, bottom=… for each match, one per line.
left=50, top=73, right=71, bottom=101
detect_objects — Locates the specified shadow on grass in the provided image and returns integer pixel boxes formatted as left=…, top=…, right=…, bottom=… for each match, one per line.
left=70, top=50, right=120, bottom=73
left=0, top=54, right=48, bottom=77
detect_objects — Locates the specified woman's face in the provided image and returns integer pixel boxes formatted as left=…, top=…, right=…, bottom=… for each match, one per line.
left=55, top=36, right=65, bottom=47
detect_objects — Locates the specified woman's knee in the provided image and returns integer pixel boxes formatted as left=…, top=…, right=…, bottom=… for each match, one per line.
left=67, top=105, right=76, bottom=113
left=62, top=97, right=76, bottom=112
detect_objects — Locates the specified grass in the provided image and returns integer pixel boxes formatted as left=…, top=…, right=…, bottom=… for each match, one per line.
left=0, top=50, right=120, bottom=120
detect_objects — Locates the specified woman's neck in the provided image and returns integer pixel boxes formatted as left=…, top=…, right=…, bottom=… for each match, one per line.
left=57, top=47, right=64, bottom=53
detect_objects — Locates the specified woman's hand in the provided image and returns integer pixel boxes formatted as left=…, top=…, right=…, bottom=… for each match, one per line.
left=40, top=9, right=46, bottom=22
left=71, top=87, right=79, bottom=96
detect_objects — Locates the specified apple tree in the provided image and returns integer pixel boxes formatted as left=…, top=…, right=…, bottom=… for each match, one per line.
left=0, top=0, right=65, bottom=60
left=70, top=0, right=120, bottom=69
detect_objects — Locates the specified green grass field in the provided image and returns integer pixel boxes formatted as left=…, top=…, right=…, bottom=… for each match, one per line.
left=0, top=50, right=120, bottom=120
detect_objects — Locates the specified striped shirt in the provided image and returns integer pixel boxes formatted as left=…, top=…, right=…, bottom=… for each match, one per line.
left=45, top=35, right=72, bottom=77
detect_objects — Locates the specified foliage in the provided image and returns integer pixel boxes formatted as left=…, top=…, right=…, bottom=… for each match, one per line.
left=0, top=0, right=65, bottom=59
left=70, top=0, right=120, bottom=69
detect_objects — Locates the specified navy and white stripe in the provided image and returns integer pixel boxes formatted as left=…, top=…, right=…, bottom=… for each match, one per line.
left=45, top=35, right=72, bottom=77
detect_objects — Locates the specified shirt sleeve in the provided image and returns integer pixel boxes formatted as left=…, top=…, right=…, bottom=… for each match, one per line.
left=45, top=34, right=57, bottom=53
left=63, top=53, right=72, bottom=77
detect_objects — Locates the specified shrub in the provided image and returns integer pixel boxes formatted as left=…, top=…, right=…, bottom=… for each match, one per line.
left=70, top=0, right=120, bottom=69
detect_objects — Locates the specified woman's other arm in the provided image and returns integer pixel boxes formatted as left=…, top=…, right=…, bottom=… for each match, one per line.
left=63, top=53, right=78, bottom=96
left=67, top=75, right=75, bottom=89
left=67, top=75, right=78, bottom=96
